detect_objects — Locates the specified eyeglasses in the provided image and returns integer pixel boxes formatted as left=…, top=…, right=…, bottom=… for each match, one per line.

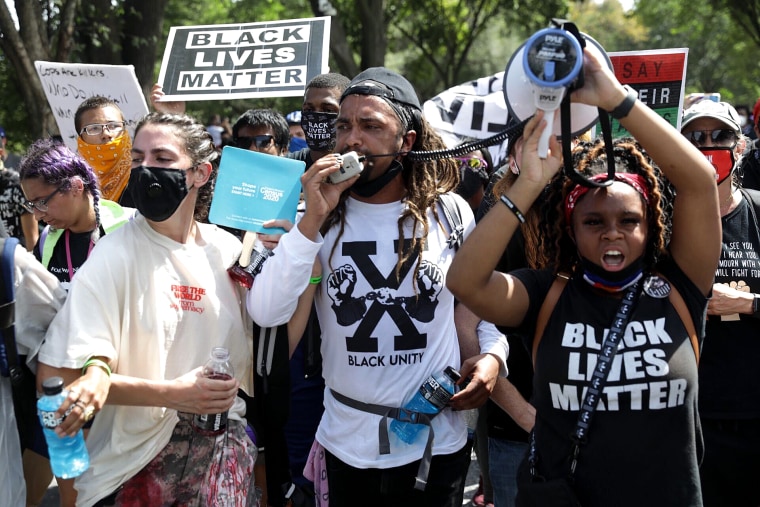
left=683, top=128, right=738, bottom=147
left=22, top=186, right=63, bottom=213
left=234, top=135, right=275, bottom=150
left=79, top=121, right=126, bottom=136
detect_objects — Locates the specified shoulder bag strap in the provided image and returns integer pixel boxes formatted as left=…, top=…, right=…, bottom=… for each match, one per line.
left=437, top=193, right=464, bottom=250
left=668, top=284, right=700, bottom=363
left=0, top=238, right=19, bottom=383
left=532, top=273, right=570, bottom=370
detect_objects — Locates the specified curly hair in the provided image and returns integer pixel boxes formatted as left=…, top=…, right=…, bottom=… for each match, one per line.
left=19, top=138, right=103, bottom=238
left=134, top=112, right=219, bottom=223
left=529, top=137, right=673, bottom=275
left=322, top=105, right=460, bottom=284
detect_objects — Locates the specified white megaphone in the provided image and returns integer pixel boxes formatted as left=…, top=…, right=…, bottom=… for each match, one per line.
left=503, top=26, right=612, bottom=158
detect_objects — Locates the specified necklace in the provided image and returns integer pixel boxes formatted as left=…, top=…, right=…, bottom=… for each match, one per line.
left=720, top=185, right=737, bottom=215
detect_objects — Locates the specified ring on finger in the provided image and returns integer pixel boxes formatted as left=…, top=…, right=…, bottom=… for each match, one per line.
left=83, top=406, right=96, bottom=421
left=75, top=400, right=87, bottom=409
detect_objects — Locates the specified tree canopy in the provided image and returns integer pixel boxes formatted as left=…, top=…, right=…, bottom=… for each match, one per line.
left=0, top=0, right=758, bottom=151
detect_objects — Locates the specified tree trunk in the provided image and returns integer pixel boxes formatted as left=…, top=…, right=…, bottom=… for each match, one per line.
left=122, top=0, right=171, bottom=98
left=308, top=0, right=360, bottom=78
left=356, top=0, right=387, bottom=69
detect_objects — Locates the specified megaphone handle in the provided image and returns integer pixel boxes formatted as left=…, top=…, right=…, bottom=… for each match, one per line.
left=538, top=109, right=554, bottom=159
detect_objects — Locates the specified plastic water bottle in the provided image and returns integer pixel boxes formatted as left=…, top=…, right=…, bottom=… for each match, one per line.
left=192, top=347, right=234, bottom=436
left=390, top=366, right=461, bottom=444
left=37, top=376, right=90, bottom=478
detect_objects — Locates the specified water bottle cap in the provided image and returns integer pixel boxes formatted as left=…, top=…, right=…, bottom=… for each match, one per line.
left=443, top=366, right=461, bottom=382
left=41, top=376, right=65, bottom=395
left=210, top=347, right=230, bottom=360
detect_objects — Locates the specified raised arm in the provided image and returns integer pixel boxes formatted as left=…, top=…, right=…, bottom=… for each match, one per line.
left=447, top=111, right=561, bottom=327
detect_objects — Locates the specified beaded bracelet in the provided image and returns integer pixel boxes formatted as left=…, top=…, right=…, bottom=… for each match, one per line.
left=309, top=275, right=323, bottom=285
left=499, top=195, right=526, bottom=224
left=82, top=358, right=111, bottom=377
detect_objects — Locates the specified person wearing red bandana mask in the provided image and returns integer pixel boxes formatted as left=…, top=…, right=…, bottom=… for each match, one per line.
left=681, top=100, right=760, bottom=507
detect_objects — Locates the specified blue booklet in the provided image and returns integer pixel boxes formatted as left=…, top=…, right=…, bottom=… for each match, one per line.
left=209, top=146, right=305, bottom=234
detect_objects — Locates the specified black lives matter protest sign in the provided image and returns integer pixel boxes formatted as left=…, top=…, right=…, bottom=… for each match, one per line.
left=157, top=17, right=330, bottom=101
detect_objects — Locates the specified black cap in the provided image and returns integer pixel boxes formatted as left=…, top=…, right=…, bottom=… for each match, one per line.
left=42, top=376, right=65, bottom=395
left=341, top=67, right=421, bottom=111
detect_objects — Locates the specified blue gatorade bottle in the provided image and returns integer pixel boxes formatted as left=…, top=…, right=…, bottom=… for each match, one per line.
left=390, top=366, right=461, bottom=444
left=37, top=376, right=90, bottom=478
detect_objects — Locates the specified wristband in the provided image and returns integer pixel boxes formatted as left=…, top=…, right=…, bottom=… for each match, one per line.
left=609, top=85, right=638, bottom=120
left=309, top=275, right=323, bottom=285
left=499, top=195, right=526, bottom=224
left=82, top=358, right=111, bottom=377
left=753, top=294, right=760, bottom=314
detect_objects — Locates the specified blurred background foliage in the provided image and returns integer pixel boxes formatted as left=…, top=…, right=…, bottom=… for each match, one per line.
left=0, top=0, right=758, bottom=154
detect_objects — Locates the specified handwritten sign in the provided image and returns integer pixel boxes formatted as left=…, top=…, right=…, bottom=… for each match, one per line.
left=422, top=72, right=511, bottom=166
left=157, top=17, right=331, bottom=101
left=608, top=48, right=689, bottom=136
left=34, top=61, right=149, bottom=152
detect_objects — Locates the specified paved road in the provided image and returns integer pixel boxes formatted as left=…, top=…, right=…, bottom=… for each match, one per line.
left=41, top=450, right=483, bottom=506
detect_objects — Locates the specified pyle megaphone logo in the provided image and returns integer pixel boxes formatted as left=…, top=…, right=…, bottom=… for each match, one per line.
left=503, top=26, right=612, bottom=140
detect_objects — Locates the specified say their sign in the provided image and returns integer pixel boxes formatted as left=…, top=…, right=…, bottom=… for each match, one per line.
left=608, top=48, right=689, bottom=134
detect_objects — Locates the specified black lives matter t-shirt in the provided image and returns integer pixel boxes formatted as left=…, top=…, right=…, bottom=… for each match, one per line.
left=512, top=259, right=705, bottom=507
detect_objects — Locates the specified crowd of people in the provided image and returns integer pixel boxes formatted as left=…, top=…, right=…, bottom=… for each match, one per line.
left=0, top=40, right=758, bottom=507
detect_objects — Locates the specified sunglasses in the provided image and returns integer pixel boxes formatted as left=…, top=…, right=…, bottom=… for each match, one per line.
left=22, top=185, right=63, bottom=213
left=234, top=135, right=275, bottom=150
left=683, top=129, right=738, bottom=147
left=456, top=156, right=488, bottom=170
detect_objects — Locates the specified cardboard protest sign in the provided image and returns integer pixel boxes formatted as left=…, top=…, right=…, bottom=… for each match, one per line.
left=209, top=146, right=304, bottom=235
left=423, top=73, right=511, bottom=166
left=34, top=61, right=149, bottom=152
left=157, top=17, right=331, bottom=101
left=608, top=48, right=689, bottom=136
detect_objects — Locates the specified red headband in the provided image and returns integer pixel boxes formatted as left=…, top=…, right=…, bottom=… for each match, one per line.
left=564, top=173, right=651, bottom=224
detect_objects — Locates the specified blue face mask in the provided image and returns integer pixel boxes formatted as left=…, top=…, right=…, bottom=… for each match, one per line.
left=288, top=136, right=308, bottom=153
left=128, top=165, right=190, bottom=222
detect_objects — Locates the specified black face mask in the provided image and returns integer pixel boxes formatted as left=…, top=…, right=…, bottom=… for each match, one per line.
left=128, top=165, right=190, bottom=222
left=351, top=159, right=404, bottom=198
left=301, top=111, right=338, bottom=152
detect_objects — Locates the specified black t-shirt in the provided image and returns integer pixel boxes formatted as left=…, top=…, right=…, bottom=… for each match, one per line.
left=700, top=191, right=760, bottom=418
left=511, top=258, right=705, bottom=507
left=34, top=228, right=104, bottom=286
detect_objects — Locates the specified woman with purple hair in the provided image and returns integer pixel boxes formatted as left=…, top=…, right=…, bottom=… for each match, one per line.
left=17, top=139, right=133, bottom=507
left=19, top=139, right=133, bottom=291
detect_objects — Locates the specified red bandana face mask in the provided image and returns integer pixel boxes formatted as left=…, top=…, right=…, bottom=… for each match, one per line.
left=699, top=147, right=735, bottom=184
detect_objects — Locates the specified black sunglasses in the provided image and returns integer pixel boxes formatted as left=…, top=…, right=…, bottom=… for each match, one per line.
left=234, top=135, right=275, bottom=150
left=684, top=128, right=738, bottom=147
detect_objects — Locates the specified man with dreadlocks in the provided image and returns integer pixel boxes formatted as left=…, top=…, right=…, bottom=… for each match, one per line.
left=248, top=67, right=507, bottom=506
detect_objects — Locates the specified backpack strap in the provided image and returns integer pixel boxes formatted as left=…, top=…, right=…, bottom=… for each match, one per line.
left=667, top=281, right=700, bottom=363
left=437, top=193, right=464, bottom=250
left=0, top=238, right=20, bottom=383
left=532, top=273, right=570, bottom=370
